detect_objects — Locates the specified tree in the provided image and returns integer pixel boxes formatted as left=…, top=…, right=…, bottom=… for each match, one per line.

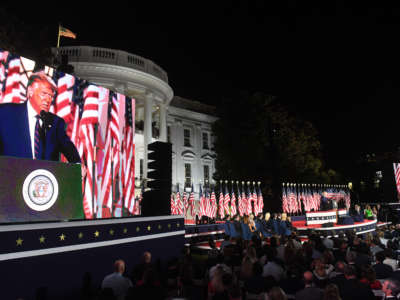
left=212, top=92, right=340, bottom=211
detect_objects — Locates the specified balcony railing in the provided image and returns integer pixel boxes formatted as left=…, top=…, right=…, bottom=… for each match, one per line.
left=54, top=46, right=168, bottom=83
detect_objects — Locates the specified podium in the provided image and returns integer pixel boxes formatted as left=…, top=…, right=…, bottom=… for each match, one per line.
left=0, top=156, right=83, bottom=223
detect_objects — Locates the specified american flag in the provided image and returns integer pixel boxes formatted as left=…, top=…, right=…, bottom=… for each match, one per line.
left=176, top=184, right=183, bottom=215
left=288, top=185, right=298, bottom=214
left=257, top=184, right=264, bottom=214
left=182, top=191, right=188, bottom=215
left=282, top=185, right=289, bottom=213
left=189, top=184, right=196, bottom=217
left=230, top=185, right=237, bottom=216
left=224, top=184, right=231, bottom=216
left=0, top=53, right=22, bottom=103
left=78, top=85, right=99, bottom=219
left=205, top=186, right=211, bottom=217
left=210, top=186, right=217, bottom=218
left=394, top=163, right=400, bottom=200
left=199, top=184, right=205, bottom=217
left=246, top=185, right=253, bottom=215
left=99, top=91, right=119, bottom=218
left=122, top=97, right=135, bottom=214
left=170, top=193, right=177, bottom=215
left=237, top=183, right=244, bottom=217
left=53, top=73, right=74, bottom=122
left=241, top=183, right=248, bottom=216
left=252, top=184, right=258, bottom=215
left=218, top=185, right=225, bottom=219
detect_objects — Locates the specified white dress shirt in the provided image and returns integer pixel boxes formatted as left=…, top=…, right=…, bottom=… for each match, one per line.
left=27, top=101, right=42, bottom=158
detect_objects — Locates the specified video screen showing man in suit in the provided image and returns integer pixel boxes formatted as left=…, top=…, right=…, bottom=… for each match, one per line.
left=0, top=72, right=80, bottom=163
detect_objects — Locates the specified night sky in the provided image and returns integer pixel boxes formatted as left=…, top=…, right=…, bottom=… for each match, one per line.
left=4, top=1, right=400, bottom=174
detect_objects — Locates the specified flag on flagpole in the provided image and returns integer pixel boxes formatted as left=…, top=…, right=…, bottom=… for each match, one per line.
left=224, top=183, right=231, bottom=216
left=257, top=184, right=264, bottom=214
left=210, top=186, right=217, bottom=218
left=252, top=184, right=258, bottom=215
left=230, top=185, right=237, bottom=216
left=199, top=184, right=205, bottom=218
left=189, top=184, right=195, bottom=217
left=218, top=184, right=225, bottom=219
left=237, top=183, right=244, bottom=217
left=59, top=25, right=77, bottom=39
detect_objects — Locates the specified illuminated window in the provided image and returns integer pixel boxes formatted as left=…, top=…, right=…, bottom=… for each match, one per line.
left=140, top=159, right=143, bottom=180
left=204, top=165, right=210, bottom=184
left=185, top=163, right=192, bottom=188
left=184, top=129, right=191, bottom=147
left=202, top=132, right=209, bottom=149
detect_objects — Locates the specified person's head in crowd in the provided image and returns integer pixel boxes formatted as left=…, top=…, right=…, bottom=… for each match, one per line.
left=323, top=283, right=341, bottom=300
left=113, top=259, right=126, bottom=274
left=372, top=206, right=378, bottom=215
left=375, top=250, right=386, bottom=263
left=360, top=265, right=377, bottom=284
left=268, top=286, right=287, bottom=300
left=252, top=262, right=263, bottom=277
left=270, top=236, right=278, bottom=248
left=344, top=265, right=357, bottom=279
left=281, top=213, right=287, bottom=221
left=142, top=251, right=151, bottom=264
left=384, top=248, right=394, bottom=260
left=382, top=278, right=400, bottom=298
left=265, top=212, right=271, bottom=221
left=27, top=71, right=57, bottom=114
left=345, top=251, right=356, bottom=264
left=334, top=261, right=346, bottom=274
left=303, top=270, right=314, bottom=286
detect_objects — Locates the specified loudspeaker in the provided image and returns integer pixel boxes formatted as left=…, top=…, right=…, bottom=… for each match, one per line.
left=142, top=141, right=172, bottom=216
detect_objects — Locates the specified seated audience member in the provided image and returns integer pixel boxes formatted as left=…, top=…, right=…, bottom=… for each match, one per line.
left=382, top=278, right=400, bottom=300
left=383, top=248, right=398, bottom=271
left=131, top=251, right=153, bottom=283
left=268, top=286, right=288, bottom=300
left=295, top=271, right=324, bottom=300
left=359, top=265, right=382, bottom=290
left=244, top=262, right=266, bottom=295
left=101, top=259, right=133, bottom=300
left=373, top=251, right=393, bottom=279
left=336, top=265, right=374, bottom=300
left=312, top=258, right=329, bottom=288
left=133, top=268, right=164, bottom=300
left=262, top=247, right=285, bottom=282
left=323, top=284, right=341, bottom=300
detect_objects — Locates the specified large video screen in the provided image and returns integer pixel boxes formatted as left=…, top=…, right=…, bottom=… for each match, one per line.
left=0, top=49, right=137, bottom=223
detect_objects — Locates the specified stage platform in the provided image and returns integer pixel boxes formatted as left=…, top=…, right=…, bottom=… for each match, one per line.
left=0, top=215, right=185, bottom=300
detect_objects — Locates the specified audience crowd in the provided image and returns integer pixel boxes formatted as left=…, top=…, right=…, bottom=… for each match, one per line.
left=76, top=205, right=400, bottom=300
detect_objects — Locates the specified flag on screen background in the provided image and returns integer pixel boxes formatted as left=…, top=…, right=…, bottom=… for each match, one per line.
left=122, top=97, right=135, bottom=214
left=79, top=85, right=99, bottom=219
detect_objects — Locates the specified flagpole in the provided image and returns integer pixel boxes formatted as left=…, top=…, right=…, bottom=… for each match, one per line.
left=92, top=123, right=98, bottom=219
left=57, top=24, right=61, bottom=48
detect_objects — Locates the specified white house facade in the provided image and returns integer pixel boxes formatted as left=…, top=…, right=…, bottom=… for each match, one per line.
left=55, top=46, right=217, bottom=194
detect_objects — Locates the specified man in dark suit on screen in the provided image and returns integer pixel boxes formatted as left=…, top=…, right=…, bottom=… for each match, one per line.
left=0, top=72, right=80, bottom=163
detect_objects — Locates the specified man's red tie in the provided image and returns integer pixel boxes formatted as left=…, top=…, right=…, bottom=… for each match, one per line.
left=34, top=115, right=40, bottom=159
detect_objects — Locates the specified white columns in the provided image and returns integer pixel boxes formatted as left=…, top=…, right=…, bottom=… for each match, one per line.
left=143, top=92, right=154, bottom=179
left=159, top=103, right=167, bottom=142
